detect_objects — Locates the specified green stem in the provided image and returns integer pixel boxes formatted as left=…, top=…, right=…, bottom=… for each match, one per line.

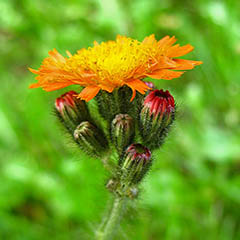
left=101, top=151, right=115, bottom=172
left=96, top=196, right=126, bottom=240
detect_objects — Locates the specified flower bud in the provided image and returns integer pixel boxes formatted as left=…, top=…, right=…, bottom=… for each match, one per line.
left=73, top=121, right=108, bottom=158
left=117, top=86, right=135, bottom=113
left=139, top=89, right=175, bottom=149
left=96, top=86, right=134, bottom=122
left=111, top=114, right=135, bottom=155
left=95, top=90, right=119, bottom=122
left=55, top=91, right=90, bottom=133
left=119, top=143, right=152, bottom=186
left=144, top=81, right=155, bottom=90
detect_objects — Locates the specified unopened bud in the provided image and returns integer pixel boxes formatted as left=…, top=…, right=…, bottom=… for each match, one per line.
left=95, top=90, right=119, bottom=122
left=111, top=114, right=135, bottom=155
left=119, top=143, right=152, bottom=186
left=74, top=121, right=108, bottom=158
left=144, top=81, right=155, bottom=90
left=140, top=89, right=175, bottom=149
left=55, top=91, right=90, bottom=133
left=96, top=86, right=135, bottom=122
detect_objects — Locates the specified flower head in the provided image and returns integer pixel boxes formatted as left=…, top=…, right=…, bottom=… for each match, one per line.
left=29, top=35, right=202, bottom=102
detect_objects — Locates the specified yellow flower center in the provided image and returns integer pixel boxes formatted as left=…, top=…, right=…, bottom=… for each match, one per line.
left=66, top=36, right=152, bottom=87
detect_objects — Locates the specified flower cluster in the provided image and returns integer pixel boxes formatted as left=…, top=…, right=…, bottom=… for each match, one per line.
left=51, top=85, right=178, bottom=198
left=29, top=35, right=202, bottom=198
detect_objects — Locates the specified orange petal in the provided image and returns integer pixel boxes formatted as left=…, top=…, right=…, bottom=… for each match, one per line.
left=93, top=40, right=99, bottom=46
left=28, top=67, right=39, bottom=74
left=66, top=50, right=72, bottom=57
left=29, top=82, right=41, bottom=88
left=78, top=86, right=101, bottom=102
left=28, top=49, right=83, bottom=92
left=152, top=56, right=178, bottom=70
left=48, top=48, right=66, bottom=63
left=167, top=44, right=194, bottom=58
left=173, top=59, right=203, bottom=70
left=43, top=82, right=74, bottom=91
left=142, top=34, right=157, bottom=44
left=158, top=36, right=177, bottom=49
left=99, top=84, right=115, bottom=93
left=29, top=81, right=73, bottom=91
left=157, top=35, right=170, bottom=46
left=146, top=69, right=184, bottom=80
left=126, top=79, right=150, bottom=101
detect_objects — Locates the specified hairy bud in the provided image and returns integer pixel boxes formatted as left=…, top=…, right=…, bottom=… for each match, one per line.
left=119, top=143, right=152, bottom=186
left=74, top=121, right=108, bottom=158
left=55, top=91, right=90, bottom=133
left=111, top=114, right=135, bottom=155
left=139, top=89, right=175, bottom=149
left=95, top=86, right=135, bottom=122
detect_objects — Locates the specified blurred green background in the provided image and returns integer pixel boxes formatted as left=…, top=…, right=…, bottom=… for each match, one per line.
left=1, top=0, right=240, bottom=239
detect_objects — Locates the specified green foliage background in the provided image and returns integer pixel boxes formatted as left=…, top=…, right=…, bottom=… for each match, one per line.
left=0, top=0, right=240, bottom=239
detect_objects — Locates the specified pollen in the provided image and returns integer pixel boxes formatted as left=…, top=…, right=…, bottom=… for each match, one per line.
left=29, top=35, right=202, bottom=102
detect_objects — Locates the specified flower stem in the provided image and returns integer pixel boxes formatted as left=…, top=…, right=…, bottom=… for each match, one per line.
left=101, top=151, right=116, bottom=172
left=96, top=196, right=126, bottom=240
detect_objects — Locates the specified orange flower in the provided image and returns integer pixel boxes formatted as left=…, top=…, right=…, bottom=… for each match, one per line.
left=29, top=35, right=202, bottom=101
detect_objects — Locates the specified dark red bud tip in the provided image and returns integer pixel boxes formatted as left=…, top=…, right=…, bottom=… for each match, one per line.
left=55, top=91, right=78, bottom=112
left=144, top=89, right=175, bottom=117
left=126, top=143, right=151, bottom=163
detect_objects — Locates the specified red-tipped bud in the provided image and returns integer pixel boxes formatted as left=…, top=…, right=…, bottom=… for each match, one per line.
left=139, top=89, right=175, bottom=149
left=124, top=144, right=151, bottom=163
left=55, top=91, right=76, bottom=112
left=143, top=89, right=175, bottom=119
left=119, top=143, right=152, bottom=188
left=55, top=91, right=90, bottom=133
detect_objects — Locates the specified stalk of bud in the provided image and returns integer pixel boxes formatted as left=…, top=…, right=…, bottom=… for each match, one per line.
left=55, top=91, right=90, bottom=133
left=74, top=121, right=108, bottom=158
left=139, top=89, right=175, bottom=149
left=117, top=144, right=151, bottom=197
left=111, top=114, right=135, bottom=155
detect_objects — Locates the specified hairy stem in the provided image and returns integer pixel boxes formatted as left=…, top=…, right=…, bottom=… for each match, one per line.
left=101, top=151, right=115, bottom=172
left=96, top=196, right=126, bottom=240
